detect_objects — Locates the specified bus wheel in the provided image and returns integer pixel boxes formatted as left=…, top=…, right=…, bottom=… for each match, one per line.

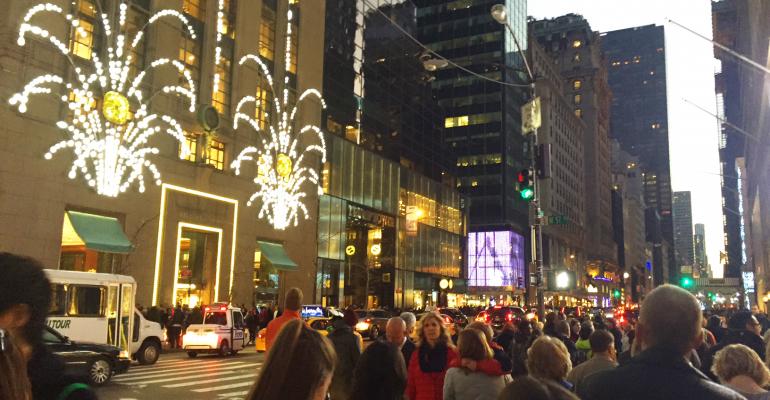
left=137, top=341, right=161, bottom=365
left=187, top=351, right=198, bottom=358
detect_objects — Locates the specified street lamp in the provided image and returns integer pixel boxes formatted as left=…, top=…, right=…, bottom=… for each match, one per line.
left=490, top=3, right=544, bottom=317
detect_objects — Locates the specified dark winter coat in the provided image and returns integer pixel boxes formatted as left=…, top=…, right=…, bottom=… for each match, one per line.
left=328, top=321, right=361, bottom=400
left=578, top=346, right=745, bottom=400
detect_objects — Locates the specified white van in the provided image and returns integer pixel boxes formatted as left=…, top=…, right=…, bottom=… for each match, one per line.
left=183, top=303, right=248, bottom=357
left=45, top=269, right=164, bottom=364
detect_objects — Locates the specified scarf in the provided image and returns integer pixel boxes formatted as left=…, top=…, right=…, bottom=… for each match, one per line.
left=418, top=342, right=448, bottom=373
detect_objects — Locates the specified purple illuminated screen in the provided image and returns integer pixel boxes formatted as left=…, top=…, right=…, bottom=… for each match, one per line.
left=467, top=231, right=526, bottom=287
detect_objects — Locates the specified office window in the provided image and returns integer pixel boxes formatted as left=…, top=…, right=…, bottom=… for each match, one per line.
left=444, top=116, right=469, bottom=128
left=573, top=80, right=582, bottom=90
left=125, top=5, right=148, bottom=77
left=69, top=0, right=99, bottom=60
left=179, top=36, right=202, bottom=92
left=206, top=138, right=225, bottom=170
left=651, top=123, right=661, bottom=129
left=212, top=52, right=232, bottom=116
left=182, top=0, right=206, bottom=20
left=181, top=132, right=198, bottom=162
left=572, top=53, right=581, bottom=63
left=574, top=94, right=582, bottom=105
left=259, top=5, right=276, bottom=62
left=289, top=21, right=298, bottom=74
left=222, top=0, right=237, bottom=39
left=255, top=76, right=273, bottom=130
left=574, top=108, right=583, bottom=119
left=572, top=39, right=582, bottom=48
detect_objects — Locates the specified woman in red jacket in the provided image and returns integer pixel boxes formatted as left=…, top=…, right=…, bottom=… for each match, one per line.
left=405, top=313, right=504, bottom=400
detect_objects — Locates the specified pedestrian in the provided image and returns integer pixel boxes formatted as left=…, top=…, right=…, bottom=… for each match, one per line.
left=0, top=328, right=32, bottom=400
left=259, top=307, right=269, bottom=330
left=553, top=320, right=577, bottom=365
left=0, top=253, right=97, bottom=400
left=577, top=284, right=744, bottom=400
left=543, top=312, right=557, bottom=337
left=573, top=321, right=593, bottom=366
left=406, top=312, right=477, bottom=400
left=510, top=319, right=539, bottom=377
left=703, top=310, right=766, bottom=380
left=386, top=317, right=415, bottom=370
left=443, top=329, right=507, bottom=400
left=265, top=288, right=303, bottom=351
left=167, top=304, right=185, bottom=349
left=328, top=313, right=361, bottom=400
left=569, top=319, right=581, bottom=343
left=526, top=336, right=573, bottom=390
left=401, top=312, right=417, bottom=338
left=566, top=330, right=617, bottom=393
left=246, top=319, right=335, bottom=400
left=349, top=340, right=406, bottom=400
left=467, top=322, right=512, bottom=373
left=245, top=309, right=258, bottom=345
left=606, top=319, right=623, bottom=354
left=497, top=376, right=579, bottom=400
left=493, top=323, right=515, bottom=356
left=711, top=344, right=770, bottom=399
left=708, top=315, right=727, bottom=344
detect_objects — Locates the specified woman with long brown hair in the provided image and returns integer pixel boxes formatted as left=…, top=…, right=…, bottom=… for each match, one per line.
left=0, top=328, right=31, bottom=400
left=247, top=319, right=336, bottom=400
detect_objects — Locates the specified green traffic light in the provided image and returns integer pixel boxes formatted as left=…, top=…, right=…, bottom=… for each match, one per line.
left=520, top=187, right=534, bottom=200
left=612, top=289, right=621, bottom=299
left=680, top=276, right=694, bottom=289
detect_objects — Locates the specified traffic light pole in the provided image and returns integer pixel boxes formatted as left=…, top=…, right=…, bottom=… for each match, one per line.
left=495, top=14, right=546, bottom=320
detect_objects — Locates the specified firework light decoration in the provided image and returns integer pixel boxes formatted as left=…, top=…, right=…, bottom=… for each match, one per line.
left=230, top=9, right=326, bottom=230
left=8, top=2, right=197, bottom=197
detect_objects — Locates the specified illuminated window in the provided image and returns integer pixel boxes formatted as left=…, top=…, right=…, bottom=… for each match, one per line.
left=222, top=0, right=237, bottom=40
left=182, top=0, right=206, bottom=21
left=445, top=117, right=455, bottom=128
left=611, top=61, right=621, bottom=67
left=179, top=36, right=201, bottom=92
left=259, top=5, right=276, bottom=62
left=651, top=123, right=661, bottom=129
left=69, top=0, right=99, bottom=60
left=572, top=53, right=581, bottom=63
left=574, top=94, right=582, bottom=105
left=633, top=55, right=641, bottom=63
left=255, top=76, right=273, bottom=130
left=289, top=21, right=298, bottom=74
left=444, top=116, right=469, bottom=128
left=212, top=51, right=232, bottom=116
left=206, top=139, right=225, bottom=170
left=471, top=181, right=479, bottom=187
left=572, top=39, right=583, bottom=48
left=181, top=132, right=198, bottom=162
left=573, top=80, right=582, bottom=90
left=574, top=108, right=583, bottom=118
left=125, top=5, right=148, bottom=77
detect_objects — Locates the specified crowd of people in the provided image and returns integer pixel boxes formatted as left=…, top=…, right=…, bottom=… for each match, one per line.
left=4, top=249, right=770, bottom=400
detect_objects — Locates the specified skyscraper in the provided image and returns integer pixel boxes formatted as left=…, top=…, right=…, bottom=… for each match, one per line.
left=602, top=25, right=675, bottom=282
left=531, top=15, right=617, bottom=277
left=694, top=223, right=708, bottom=277
left=673, top=191, right=695, bottom=269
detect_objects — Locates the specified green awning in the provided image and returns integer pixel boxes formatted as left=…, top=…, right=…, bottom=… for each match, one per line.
left=258, top=241, right=298, bottom=271
left=64, top=211, right=133, bottom=254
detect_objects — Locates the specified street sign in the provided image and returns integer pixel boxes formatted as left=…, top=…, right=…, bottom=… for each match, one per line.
left=345, top=245, right=356, bottom=256
left=546, top=215, right=568, bottom=225
left=521, top=97, right=542, bottom=134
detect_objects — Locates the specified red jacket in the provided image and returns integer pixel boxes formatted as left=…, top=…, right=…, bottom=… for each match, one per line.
left=265, top=309, right=301, bottom=351
left=405, top=345, right=504, bottom=400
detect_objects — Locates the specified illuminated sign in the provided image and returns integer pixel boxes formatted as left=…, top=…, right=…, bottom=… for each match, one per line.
left=345, top=245, right=356, bottom=256
left=467, top=231, right=525, bottom=287
left=743, top=272, right=755, bottom=293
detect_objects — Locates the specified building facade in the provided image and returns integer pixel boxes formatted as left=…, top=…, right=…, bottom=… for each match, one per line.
left=694, top=223, right=708, bottom=277
left=317, top=0, right=466, bottom=310
left=531, top=14, right=618, bottom=293
left=673, top=191, right=695, bottom=270
left=601, top=24, right=675, bottom=283
left=0, top=0, right=327, bottom=308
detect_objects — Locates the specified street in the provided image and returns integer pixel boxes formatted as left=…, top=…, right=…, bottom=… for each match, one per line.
left=95, top=349, right=265, bottom=400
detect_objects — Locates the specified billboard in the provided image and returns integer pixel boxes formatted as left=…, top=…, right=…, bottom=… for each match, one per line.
left=467, top=231, right=526, bottom=287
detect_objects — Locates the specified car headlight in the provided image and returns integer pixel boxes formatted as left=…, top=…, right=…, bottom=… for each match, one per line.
left=355, top=322, right=370, bottom=331
left=526, top=313, right=535, bottom=320
left=119, top=350, right=130, bottom=359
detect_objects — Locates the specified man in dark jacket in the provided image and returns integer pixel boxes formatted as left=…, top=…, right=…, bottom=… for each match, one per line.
left=386, top=317, right=415, bottom=369
left=578, top=285, right=744, bottom=400
left=701, top=310, right=766, bottom=380
left=328, top=314, right=361, bottom=400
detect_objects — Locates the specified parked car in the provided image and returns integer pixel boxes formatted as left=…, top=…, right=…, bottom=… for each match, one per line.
left=438, top=308, right=469, bottom=328
left=354, top=309, right=392, bottom=339
left=183, top=303, right=249, bottom=358
left=43, top=326, right=130, bottom=386
left=476, top=306, right=526, bottom=331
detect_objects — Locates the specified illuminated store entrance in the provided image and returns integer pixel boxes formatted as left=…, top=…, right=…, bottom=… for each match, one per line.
left=345, top=205, right=395, bottom=309
left=174, top=224, right=222, bottom=308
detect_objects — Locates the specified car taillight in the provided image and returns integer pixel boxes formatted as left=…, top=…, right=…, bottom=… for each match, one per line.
left=443, top=316, right=452, bottom=324
left=506, top=312, right=514, bottom=322
left=365, top=318, right=372, bottom=323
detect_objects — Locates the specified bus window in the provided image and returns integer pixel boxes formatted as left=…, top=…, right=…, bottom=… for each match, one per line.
left=50, top=284, right=67, bottom=316
left=68, top=285, right=105, bottom=317
left=106, top=285, right=119, bottom=347
left=120, top=285, right=133, bottom=351
left=133, top=312, right=140, bottom=342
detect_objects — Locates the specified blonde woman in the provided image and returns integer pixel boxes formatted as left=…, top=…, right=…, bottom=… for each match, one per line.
left=443, top=329, right=506, bottom=400
left=712, top=344, right=770, bottom=400
left=527, top=335, right=573, bottom=390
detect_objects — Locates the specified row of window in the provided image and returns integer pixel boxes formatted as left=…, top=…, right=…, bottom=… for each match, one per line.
left=444, top=112, right=500, bottom=128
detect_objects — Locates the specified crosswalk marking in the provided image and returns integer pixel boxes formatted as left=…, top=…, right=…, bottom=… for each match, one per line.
left=218, top=390, right=249, bottom=398
left=114, top=363, right=250, bottom=382
left=123, top=370, right=239, bottom=385
left=162, top=373, right=257, bottom=388
left=192, top=381, right=255, bottom=393
left=129, top=359, right=226, bottom=373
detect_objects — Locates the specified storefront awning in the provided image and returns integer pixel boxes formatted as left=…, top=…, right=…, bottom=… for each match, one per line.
left=258, top=241, right=298, bottom=271
left=63, top=211, right=133, bottom=254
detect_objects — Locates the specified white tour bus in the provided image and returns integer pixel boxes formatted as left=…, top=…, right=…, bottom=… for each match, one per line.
left=45, top=269, right=164, bottom=364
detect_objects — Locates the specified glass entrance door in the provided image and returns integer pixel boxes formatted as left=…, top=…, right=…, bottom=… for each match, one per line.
left=175, top=226, right=222, bottom=308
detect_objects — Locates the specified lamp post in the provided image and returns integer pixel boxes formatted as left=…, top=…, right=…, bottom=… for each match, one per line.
left=490, top=4, right=545, bottom=318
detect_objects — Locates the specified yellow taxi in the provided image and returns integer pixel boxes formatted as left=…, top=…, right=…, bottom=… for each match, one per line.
left=255, top=317, right=363, bottom=352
